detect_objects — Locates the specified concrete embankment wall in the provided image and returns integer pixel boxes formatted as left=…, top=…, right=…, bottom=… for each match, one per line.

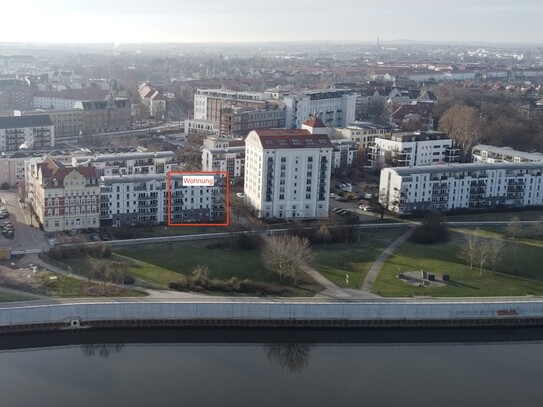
left=1, top=300, right=543, bottom=332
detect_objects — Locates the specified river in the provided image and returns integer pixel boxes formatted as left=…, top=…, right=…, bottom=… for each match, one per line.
left=0, top=328, right=542, bottom=406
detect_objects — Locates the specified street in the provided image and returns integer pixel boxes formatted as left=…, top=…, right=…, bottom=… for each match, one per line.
left=0, top=191, right=47, bottom=252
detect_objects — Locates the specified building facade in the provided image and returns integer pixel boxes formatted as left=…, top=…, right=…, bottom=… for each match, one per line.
left=472, top=144, right=543, bottom=163
left=201, top=138, right=245, bottom=182
left=0, top=115, right=54, bottom=151
left=380, top=162, right=543, bottom=214
left=100, top=173, right=226, bottom=227
left=244, top=129, right=332, bottom=219
left=369, top=131, right=459, bottom=168
left=72, top=151, right=176, bottom=177
left=283, top=90, right=357, bottom=129
left=219, top=106, right=286, bottom=136
left=33, top=158, right=100, bottom=232
left=74, top=99, right=131, bottom=134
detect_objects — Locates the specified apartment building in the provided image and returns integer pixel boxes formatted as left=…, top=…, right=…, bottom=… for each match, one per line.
left=0, top=115, right=54, bottom=151
left=219, top=105, right=286, bottom=136
left=138, top=82, right=167, bottom=119
left=74, top=99, right=131, bottom=134
left=283, top=89, right=357, bottom=129
left=194, top=89, right=272, bottom=124
left=72, top=151, right=176, bottom=177
left=20, top=109, right=84, bottom=143
left=472, top=145, right=543, bottom=163
left=331, top=121, right=388, bottom=149
left=244, top=128, right=333, bottom=219
left=368, top=131, right=459, bottom=168
left=33, top=89, right=110, bottom=110
left=380, top=162, right=543, bottom=214
left=32, top=158, right=100, bottom=232
left=100, top=173, right=226, bottom=227
left=201, top=138, right=245, bottom=182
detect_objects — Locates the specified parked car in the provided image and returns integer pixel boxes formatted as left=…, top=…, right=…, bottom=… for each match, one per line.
left=100, top=233, right=111, bottom=241
left=90, top=235, right=100, bottom=242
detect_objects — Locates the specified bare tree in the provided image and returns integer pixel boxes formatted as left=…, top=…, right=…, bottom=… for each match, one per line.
left=475, top=241, right=489, bottom=276
left=486, top=239, right=505, bottom=273
left=316, top=224, right=331, bottom=249
left=262, top=234, right=314, bottom=285
left=438, top=104, right=484, bottom=161
left=264, top=343, right=312, bottom=373
left=531, top=218, right=543, bottom=238
left=458, top=230, right=479, bottom=270
left=506, top=216, right=522, bottom=239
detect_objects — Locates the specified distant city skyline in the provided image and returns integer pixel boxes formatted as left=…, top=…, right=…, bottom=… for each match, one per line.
left=1, top=0, right=542, bottom=44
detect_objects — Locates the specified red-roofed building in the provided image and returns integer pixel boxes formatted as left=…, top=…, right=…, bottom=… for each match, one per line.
left=33, top=158, right=100, bottom=231
left=244, top=129, right=332, bottom=219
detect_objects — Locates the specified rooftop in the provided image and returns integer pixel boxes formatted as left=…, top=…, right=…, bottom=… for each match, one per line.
left=0, top=114, right=53, bottom=129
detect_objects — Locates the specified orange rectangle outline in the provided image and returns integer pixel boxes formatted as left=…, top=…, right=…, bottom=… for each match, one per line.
left=167, top=171, right=229, bottom=227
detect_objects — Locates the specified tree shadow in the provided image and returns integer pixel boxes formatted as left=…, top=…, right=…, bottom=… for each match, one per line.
left=263, top=343, right=312, bottom=373
left=80, top=343, right=125, bottom=359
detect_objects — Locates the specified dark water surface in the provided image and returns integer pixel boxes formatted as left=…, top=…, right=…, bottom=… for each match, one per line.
left=0, top=328, right=542, bottom=407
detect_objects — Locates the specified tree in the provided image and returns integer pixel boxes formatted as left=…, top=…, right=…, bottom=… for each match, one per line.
left=506, top=216, right=522, bottom=239
left=475, top=240, right=489, bottom=276
left=262, top=234, right=314, bottom=285
left=531, top=218, right=543, bottom=238
left=486, top=239, right=505, bottom=273
left=410, top=212, right=448, bottom=244
left=316, top=224, right=331, bottom=249
left=264, top=343, right=312, bottom=373
left=458, top=230, right=480, bottom=270
left=438, top=104, right=484, bottom=161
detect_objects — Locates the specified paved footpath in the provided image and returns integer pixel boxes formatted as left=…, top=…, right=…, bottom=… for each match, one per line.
left=361, top=226, right=413, bottom=291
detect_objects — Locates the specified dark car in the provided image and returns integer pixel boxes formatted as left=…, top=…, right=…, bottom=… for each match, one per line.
left=100, top=233, right=111, bottom=241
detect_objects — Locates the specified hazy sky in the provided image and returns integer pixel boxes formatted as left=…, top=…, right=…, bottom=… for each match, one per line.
left=1, top=0, right=542, bottom=44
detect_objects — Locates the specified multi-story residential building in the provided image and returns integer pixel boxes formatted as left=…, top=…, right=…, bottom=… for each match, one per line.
left=283, top=89, right=357, bottom=129
left=184, top=119, right=220, bottom=136
left=219, top=105, right=286, bottom=136
left=194, top=89, right=272, bottom=124
left=0, top=115, right=54, bottom=151
left=72, top=151, right=176, bottom=177
left=202, top=138, right=245, bottom=182
left=19, top=109, right=84, bottom=143
left=380, top=162, right=543, bottom=214
left=244, top=128, right=333, bottom=219
left=100, top=173, right=226, bottom=227
left=74, top=99, right=131, bottom=134
left=138, top=82, right=167, bottom=119
left=32, top=158, right=100, bottom=232
left=472, top=144, right=543, bottom=163
left=369, top=131, right=459, bottom=168
left=331, top=121, right=388, bottom=149
left=33, top=89, right=110, bottom=110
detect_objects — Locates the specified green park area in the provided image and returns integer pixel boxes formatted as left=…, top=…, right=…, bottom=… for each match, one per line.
left=314, top=227, right=408, bottom=288
left=373, top=225, right=543, bottom=297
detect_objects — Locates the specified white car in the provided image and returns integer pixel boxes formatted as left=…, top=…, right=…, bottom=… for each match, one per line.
left=359, top=205, right=371, bottom=211
left=236, top=192, right=245, bottom=198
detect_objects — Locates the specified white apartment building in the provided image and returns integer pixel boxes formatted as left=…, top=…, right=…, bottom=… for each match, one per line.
left=283, top=90, right=357, bottom=129
left=72, top=151, right=176, bottom=177
left=380, top=162, right=543, bottom=214
left=244, top=129, right=333, bottom=219
left=472, top=145, right=543, bottom=163
left=100, top=173, right=226, bottom=226
left=369, top=131, right=459, bottom=168
left=0, top=115, right=54, bottom=151
left=201, top=146, right=245, bottom=180
left=184, top=119, right=219, bottom=136
left=331, top=121, right=388, bottom=149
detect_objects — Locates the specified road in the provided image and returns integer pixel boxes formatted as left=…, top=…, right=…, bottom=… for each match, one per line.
left=0, top=191, right=47, bottom=253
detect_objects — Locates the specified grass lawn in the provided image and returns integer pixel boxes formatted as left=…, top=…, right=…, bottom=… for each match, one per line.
left=314, top=227, right=407, bottom=288
left=373, top=230, right=543, bottom=297
left=109, top=240, right=321, bottom=296
left=447, top=209, right=543, bottom=222
left=0, top=291, right=33, bottom=302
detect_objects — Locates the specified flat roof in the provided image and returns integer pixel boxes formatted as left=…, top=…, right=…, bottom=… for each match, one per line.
left=389, top=161, right=543, bottom=176
left=473, top=144, right=543, bottom=162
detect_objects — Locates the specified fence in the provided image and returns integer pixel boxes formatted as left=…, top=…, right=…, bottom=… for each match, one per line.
left=38, top=253, right=73, bottom=273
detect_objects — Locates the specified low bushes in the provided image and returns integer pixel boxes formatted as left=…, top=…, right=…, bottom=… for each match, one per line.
left=48, top=243, right=112, bottom=260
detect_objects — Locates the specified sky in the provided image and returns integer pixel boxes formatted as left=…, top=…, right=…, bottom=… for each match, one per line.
left=1, top=0, right=542, bottom=44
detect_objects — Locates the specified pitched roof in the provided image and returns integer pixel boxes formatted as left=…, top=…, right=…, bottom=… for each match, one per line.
left=303, top=116, right=327, bottom=128
left=38, top=158, right=97, bottom=188
left=253, top=129, right=333, bottom=149
left=0, top=114, right=53, bottom=129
